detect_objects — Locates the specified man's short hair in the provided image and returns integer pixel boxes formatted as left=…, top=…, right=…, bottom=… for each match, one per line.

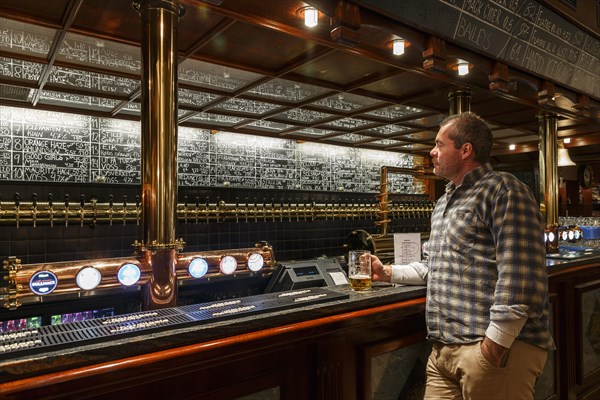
left=440, top=112, right=493, bottom=164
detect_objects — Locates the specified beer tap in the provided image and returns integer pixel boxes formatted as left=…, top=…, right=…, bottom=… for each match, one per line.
left=216, top=197, right=223, bottom=223
left=253, top=198, right=258, bottom=223
left=310, top=200, right=316, bottom=222
left=262, top=198, right=267, bottom=222
left=287, top=199, right=292, bottom=222
left=278, top=199, right=284, bottom=222
left=15, top=193, right=20, bottom=229
left=64, top=194, right=70, bottom=227
left=91, top=197, right=98, bottom=227
left=108, top=194, right=114, bottom=226
left=306, top=201, right=312, bottom=222
left=79, top=194, right=85, bottom=227
left=234, top=197, right=240, bottom=223
left=244, top=197, right=249, bottom=223
left=122, top=195, right=127, bottom=225
left=195, top=196, right=200, bottom=224
left=183, top=195, right=189, bottom=224
left=344, top=200, right=349, bottom=221
left=271, top=199, right=276, bottom=222
left=31, top=193, right=38, bottom=227
left=205, top=197, right=210, bottom=223
left=135, top=195, right=141, bottom=225
left=48, top=194, right=54, bottom=227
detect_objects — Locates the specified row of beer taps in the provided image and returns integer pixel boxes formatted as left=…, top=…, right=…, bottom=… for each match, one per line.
left=0, top=192, right=434, bottom=227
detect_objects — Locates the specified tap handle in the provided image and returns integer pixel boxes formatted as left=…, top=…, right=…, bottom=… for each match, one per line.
left=64, top=194, right=70, bottom=207
left=184, top=195, right=188, bottom=207
left=123, top=195, right=128, bottom=207
left=136, top=195, right=140, bottom=207
left=108, top=194, right=114, bottom=208
left=15, top=192, right=20, bottom=207
left=48, top=193, right=53, bottom=206
left=195, top=196, right=200, bottom=208
left=80, top=194, right=85, bottom=207
left=32, top=193, right=38, bottom=207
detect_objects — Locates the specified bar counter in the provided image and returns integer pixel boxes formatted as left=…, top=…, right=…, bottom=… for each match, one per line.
left=1, top=253, right=599, bottom=400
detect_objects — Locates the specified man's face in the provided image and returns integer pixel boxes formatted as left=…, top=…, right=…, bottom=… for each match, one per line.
left=430, top=122, right=464, bottom=183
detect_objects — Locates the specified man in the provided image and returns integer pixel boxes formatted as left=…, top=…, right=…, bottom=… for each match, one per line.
left=370, top=112, right=553, bottom=399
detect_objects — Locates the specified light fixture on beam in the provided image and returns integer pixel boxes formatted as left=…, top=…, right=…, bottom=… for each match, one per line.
left=509, top=144, right=516, bottom=150
left=457, top=60, right=469, bottom=76
left=300, top=6, right=318, bottom=28
left=392, top=39, right=405, bottom=55
left=387, top=38, right=410, bottom=56
left=557, top=140, right=576, bottom=167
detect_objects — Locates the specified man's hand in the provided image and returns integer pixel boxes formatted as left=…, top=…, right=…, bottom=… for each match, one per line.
left=369, top=254, right=392, bottom=282
left=480, top=336, right=509, bottom=368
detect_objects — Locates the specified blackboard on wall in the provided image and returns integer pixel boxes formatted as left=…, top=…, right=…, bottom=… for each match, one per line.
left=0, top=106, right=416, bottom=193
left=357, top=0, right=600, bottom=99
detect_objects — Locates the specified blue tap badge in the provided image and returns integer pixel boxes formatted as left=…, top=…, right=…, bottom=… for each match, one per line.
left=29, top=271, right=58, bottom=295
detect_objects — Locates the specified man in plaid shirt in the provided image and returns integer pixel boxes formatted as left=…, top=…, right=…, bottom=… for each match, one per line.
left=370, top=112, right=553, bottom=399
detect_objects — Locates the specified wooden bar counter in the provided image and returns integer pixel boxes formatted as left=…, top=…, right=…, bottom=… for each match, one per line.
left=1, top=253, right=600, bottom=400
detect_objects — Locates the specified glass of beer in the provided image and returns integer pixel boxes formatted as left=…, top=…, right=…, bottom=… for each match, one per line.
left=348, top=250, right=372, bottom=291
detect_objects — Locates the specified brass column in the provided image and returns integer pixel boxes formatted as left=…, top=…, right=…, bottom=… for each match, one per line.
left=134, top=0, right=184, bottom=309
left=538, top=112, right=559, bottom=253
left=448, top=89, right=471, bottom=115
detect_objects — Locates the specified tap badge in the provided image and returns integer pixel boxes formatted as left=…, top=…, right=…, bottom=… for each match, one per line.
left=29, top=271, right=58, bottom=295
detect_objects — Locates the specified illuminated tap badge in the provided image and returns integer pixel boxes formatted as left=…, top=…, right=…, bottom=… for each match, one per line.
left=189, top=258, right=209, bottom=278
left=118, top=263, right=141, bottom=286
left=29, top=271, right=58, bottom=295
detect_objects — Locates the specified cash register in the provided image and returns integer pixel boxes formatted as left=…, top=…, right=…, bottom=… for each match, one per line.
left=264, top=257, right=348, bottom=293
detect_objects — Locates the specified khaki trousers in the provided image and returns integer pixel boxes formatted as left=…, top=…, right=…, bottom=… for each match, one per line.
left=424, top=339, right=547, bottom=400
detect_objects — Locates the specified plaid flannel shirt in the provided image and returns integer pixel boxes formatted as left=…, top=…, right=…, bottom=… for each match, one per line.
left=425, top=163, right=553, bottom=349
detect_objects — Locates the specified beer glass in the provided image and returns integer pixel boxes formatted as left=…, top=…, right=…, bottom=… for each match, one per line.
left=348, top=250, right=372, bottom=291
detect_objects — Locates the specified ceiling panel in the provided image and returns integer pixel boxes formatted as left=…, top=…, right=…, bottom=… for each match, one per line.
left=0, top=0, right=598, bottom=166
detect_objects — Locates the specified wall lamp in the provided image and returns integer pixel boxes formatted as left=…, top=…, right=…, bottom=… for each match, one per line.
left=557, top=140, right=576, bottom=167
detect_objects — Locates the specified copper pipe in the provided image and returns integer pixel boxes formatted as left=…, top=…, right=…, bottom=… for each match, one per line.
left=538, top=112, right=559, bottom=253
left=135, top=0, right=185, bottom=309
left=375, top=166, right=438, bottom=238
left=0, top=245, right=275, bottom=308
left=448, top=89, right=471, bottom=115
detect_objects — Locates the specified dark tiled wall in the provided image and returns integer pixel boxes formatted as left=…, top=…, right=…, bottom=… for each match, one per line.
left=1, top=182, right=420, bottom=265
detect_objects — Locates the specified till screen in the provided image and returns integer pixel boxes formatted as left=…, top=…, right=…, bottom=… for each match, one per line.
left=294, top=266, right=319, bottom=277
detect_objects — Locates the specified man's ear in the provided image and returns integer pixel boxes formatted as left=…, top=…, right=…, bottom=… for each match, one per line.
left=461, top=142, right=473, bottom=160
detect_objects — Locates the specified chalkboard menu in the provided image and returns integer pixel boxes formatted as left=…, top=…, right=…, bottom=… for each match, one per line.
left=357, top=0, right=600, bottom=99
left=1, top=106, right=415, bottom=193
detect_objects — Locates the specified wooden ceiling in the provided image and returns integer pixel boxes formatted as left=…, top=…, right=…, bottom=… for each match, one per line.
left=1, top=0, right=599, bottom=168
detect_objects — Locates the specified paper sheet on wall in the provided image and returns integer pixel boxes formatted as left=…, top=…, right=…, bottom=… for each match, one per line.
left=393, top=233, right=421, bottom=264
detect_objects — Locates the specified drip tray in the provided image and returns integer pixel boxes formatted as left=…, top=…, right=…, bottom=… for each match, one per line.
left=0, top=288, right=348, bottom=360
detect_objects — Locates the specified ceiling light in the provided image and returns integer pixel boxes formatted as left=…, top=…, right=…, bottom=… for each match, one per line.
left=303, top=6, right=318, bottom=28
left=557, top=140, right=576, bottom=167
left=392, top=39, right=405, bottom=55
left=563, top=137, right=571, bottom=144
left=509, top=144, right=516, bottom=150
left=457, top=61, right=469, bottom=76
